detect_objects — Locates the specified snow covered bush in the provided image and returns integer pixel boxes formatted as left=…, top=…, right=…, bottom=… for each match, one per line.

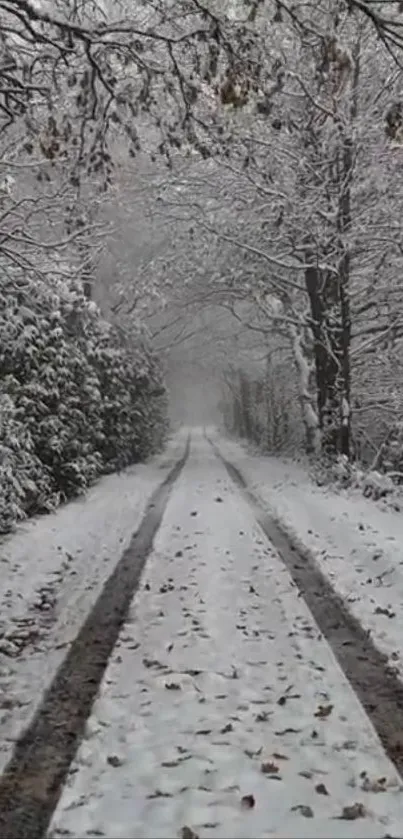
left=0, top=390, right=55, bottom=532
left=0, top=271, right=168, bottom=533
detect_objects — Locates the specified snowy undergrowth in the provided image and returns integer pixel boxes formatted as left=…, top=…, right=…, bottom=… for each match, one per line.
left=215, top=432, right=403, bottom=684
left=0, top=273, right=168, bottom=534
left=311, top=456, right=403, bottom=512
left=48, top=435, right=403, bottom=839
left=0, top=430, right=187, bottom=774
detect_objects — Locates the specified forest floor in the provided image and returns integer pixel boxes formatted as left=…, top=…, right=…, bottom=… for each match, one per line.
left=1, top=429, right=403, bottom=838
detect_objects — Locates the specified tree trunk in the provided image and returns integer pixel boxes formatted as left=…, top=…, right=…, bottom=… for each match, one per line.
left=288, top=322, right=320, bottom=455
left=304, top=258, right=351, bottom=458
left=239, top=372, right=252, bottom=440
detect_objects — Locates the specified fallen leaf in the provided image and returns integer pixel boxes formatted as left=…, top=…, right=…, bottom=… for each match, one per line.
left=220, top=722, right=233, bottom=734
left=107, top=754, right=123, bottom=768
left=215, top=496, right=223, bottom=503
left=375, top=606, right=396, bottom=618
left=278, top=693, right=301, bottom=706
left=196, top=728, right=212, bottom=735
left=275, top=727, right=302, bottom=735
left=261, top=761, right=279, bottom=775
left=299, top=770, right=313, bottom=779
left=314, top=704, right=333, bottom=719
left=147, top=789, right=173, bottom=799
left=165, top=682, right=181, bottom=691
left=272, top=752, right=289, bottom=761
left=338, top=803, right=367, bottom=820
left=143, top=657, right=163, bottom=669
left=256, top=711, right=270, bottom=722
left=315, top=783, right=329, bottom=795
left=180, top=827, right=199, bottom=839
left=291, top=804, right=314, bottom=818
left=361, top=776, right=387, bottom=793
left=241, top=794, right=255, bottom=809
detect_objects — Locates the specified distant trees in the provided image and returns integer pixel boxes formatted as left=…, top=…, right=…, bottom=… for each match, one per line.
left=123, top=0, right=403, bottom=470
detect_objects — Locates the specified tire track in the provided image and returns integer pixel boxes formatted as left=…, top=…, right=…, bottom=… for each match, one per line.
left=209, top=434, right=403, bottom=780
left=0, top=437, right=190, bottom=839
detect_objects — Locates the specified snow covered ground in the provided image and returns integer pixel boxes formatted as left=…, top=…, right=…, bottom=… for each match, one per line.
left=214, top=432, right=403, bottom=684
left=0, top=430, right=187, bottom=774
left=48, top=433, right=403, bottom=839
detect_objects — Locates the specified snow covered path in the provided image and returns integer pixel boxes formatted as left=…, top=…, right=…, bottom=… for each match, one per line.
left=0, top=431, right=187, bottom=775
left=48, top=432, right=403, bottom=839
left=213, top=433, right=403, bottom=685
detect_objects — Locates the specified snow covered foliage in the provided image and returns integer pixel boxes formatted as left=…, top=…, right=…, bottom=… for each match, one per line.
left=0, top=272, right=168, bottom=533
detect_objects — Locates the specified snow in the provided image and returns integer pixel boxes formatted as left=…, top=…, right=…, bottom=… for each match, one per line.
left=0, top=430, right=187, bottom=774
left=48, top=432, right=403, bottom=839
left=214, top=432, right=403, bottom=684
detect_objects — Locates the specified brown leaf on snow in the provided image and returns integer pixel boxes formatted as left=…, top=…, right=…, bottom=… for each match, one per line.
left=275, top=727, right=302, bottom=735
left=361, top=776, right=387, bottom=793
left=261, top=761, right=280, bottom=775
left=220, top=722, right=233, bottom=734
left=291, top=804, right=314, bottom=818
left=278, top=693, right=301, bottom=706
left=255, top=711, right=271, bottom=722
left=315, top=783, right=329, bottom=795
left=143, top=657, right=165, bottom=670
left=314, top=703, right=333, bottom=719
left=241, top=794, right=255, bottom=809
left=180, top=827, right=199, bottom=839
left=338, top=803, right=367, bottom=820
left=299, top=770, right=313, bottom=779
left=107, top=754, right=123, bottom=768
left=272, top=752, right=289, bottom=761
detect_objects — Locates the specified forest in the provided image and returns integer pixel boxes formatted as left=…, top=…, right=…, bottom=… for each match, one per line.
left=1, top=0, right=403, bottom=532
